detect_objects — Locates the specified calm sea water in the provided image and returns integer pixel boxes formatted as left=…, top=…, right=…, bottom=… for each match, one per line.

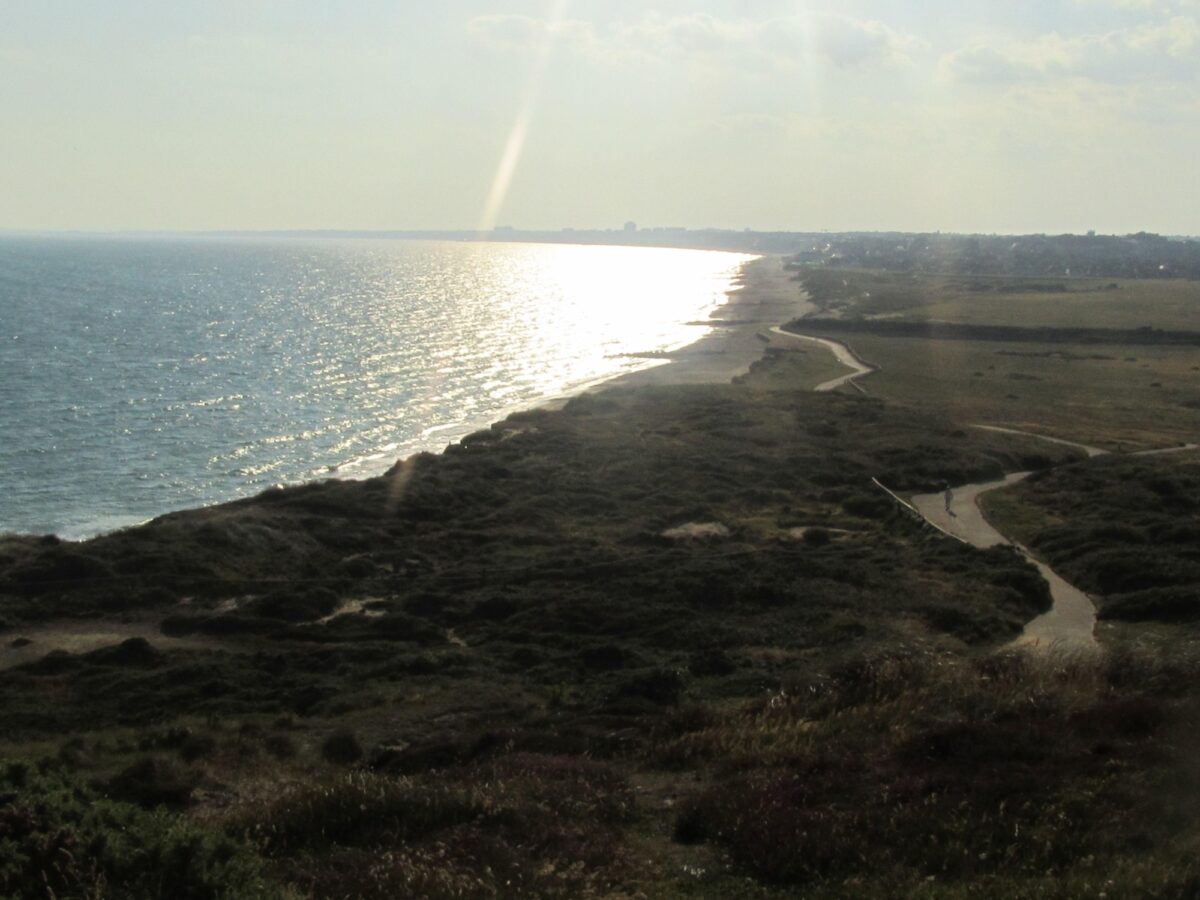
left=0, top=236, right=753, bottom=539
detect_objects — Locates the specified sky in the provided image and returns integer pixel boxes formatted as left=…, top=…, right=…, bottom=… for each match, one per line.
left=2, top=1, right=1198, bottom=235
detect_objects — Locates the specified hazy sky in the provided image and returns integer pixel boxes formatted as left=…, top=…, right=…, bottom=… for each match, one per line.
left=2, top=1, right=1198, bottom=234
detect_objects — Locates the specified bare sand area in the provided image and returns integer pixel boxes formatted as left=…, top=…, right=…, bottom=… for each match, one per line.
left=0, top=620, right=221, bottom=670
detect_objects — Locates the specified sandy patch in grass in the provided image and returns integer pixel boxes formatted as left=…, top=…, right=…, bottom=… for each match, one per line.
left=0, top=620, right=220, bottom=670
left=661, top=522, right=730, bottom=541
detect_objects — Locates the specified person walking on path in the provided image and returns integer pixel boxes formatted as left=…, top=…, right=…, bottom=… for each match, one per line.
left=943, top=482, right=956, bottom=517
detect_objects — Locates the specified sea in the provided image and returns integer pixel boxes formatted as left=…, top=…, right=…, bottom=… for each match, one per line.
left=0, top=236, right=755, bottom=539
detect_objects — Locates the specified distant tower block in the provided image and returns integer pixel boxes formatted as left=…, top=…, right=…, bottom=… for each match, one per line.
left=623, top=221, right=637, bottom=232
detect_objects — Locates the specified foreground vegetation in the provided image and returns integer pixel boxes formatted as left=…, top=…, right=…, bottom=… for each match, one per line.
left=4, top=643, right=1200, bottom=898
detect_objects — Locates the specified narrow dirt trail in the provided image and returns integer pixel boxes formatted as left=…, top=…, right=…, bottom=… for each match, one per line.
left=970, top=424, right=1197, bottom=459
left=1132, top=442, right=1200, bottom=457
left=911, top=473, right=1027, bottom=550
left=969, top=424, right=1109, bottom=458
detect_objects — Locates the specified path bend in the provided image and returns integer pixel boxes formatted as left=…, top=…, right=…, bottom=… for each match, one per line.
left=768, top=326, right=876, bottom=392
left=911, top=476, right=1097, bottom=650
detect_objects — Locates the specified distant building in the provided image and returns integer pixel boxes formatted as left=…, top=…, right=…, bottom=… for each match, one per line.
left=623, top=221, right=637, bottom=232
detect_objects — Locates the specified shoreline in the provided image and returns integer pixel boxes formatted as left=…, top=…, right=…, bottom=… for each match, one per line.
left=8, top=247, right=774, bottom=543
left=317, top=254, right=802, bottom=480
left=592, top=255, right=812, bottom=391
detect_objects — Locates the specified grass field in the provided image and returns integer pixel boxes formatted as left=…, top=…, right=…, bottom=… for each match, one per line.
left=832, top=332, right=1200, bottom=449
left=801, top=266, right=1200, bottom=330
left=792, top=265, right=1200, bottom=448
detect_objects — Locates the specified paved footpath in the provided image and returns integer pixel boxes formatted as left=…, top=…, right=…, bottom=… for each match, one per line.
left=911, top=469, right=1100, bottom=650
left=912, top=473, right=1098, bottom=650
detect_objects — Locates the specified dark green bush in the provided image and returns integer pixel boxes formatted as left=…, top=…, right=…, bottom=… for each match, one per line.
left=88, top=636, right=163, bottom=668
left=802, top=526, right=832, bottom=546
left=841, top=493, right=893, bottom=519
left=252, top=588, right=338, bottom=622
left=0, top=763, right=279, bottom=899
left=263, top=733, right=298, bottom=759
left=321, top=729, right=364, bottom=765
left=179, top=732, right=219, bottom=762
left=1101, top=586, right=1200, bottom=623
left=615, top=668, right=686, bottom=706
left=105, top=756, right=198, bottom=809
left=689, top=647, right=736, bottom=677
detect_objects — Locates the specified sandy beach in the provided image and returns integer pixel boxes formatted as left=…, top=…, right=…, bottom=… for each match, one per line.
left=598, top=255, right=813, bottom=389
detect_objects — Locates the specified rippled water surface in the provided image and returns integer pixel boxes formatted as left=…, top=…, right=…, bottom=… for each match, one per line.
left=0, top=236, right=753, bottom=538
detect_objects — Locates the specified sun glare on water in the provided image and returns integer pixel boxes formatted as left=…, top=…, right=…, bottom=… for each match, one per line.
left=474, top=242, right=756, bottom=398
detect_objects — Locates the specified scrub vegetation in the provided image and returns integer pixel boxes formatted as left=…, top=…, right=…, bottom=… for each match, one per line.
left=982, top=453, right=1200, bottom=626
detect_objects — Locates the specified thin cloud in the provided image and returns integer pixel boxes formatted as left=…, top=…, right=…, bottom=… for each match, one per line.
left=1072, top=0, right=1160, bottom=9
left=467, top=14, right=600, bottom=57
left=468, top=12, right=924, bottom=72
left=941, top=17, right=1200, bottom=85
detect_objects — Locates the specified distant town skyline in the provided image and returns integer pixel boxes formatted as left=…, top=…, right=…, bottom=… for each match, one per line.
left=3, top=1, right=1199, bottom=235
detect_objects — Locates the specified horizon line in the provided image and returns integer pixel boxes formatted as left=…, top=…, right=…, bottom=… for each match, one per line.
left=1, top=226, right=1195, bottom=241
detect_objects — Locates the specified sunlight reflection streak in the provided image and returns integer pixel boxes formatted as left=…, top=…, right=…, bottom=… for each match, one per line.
left=478, top=0, right=568, bottom=233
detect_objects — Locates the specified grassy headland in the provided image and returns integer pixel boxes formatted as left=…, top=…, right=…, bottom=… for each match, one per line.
left=2, top=257, right=1199, bottom=897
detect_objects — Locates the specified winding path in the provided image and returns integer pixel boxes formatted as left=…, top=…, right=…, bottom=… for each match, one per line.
left=970, top=424, right=1108, bottom=458
left=911, top=474, right=1098, bottom=650
left=784, top=329, right=1197, bottom=650
left=908, top=436, right=1196, bottom=649
left=767, top=326, right=876, bottom=392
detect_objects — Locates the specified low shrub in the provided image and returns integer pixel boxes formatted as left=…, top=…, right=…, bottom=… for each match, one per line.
left=321, top=729, right=364, bottom=765
left=252, top=773, right=486, bottom=854
left=841, top=494, right=893, bottom=519
left=0, top=763, right=279, bottom=899
left=263, top=733, right=298, bottom=759
left=87, top=637, right=164, bottom=668
left=105, top=756, right=199, bottom=809
left=615, top=668, right=686, bottom=706
left=179, top=732, right=219, bottom=762
left=1101, top=585, right=1200, bottom=623
left=802, top=526, right=832, bottom=546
